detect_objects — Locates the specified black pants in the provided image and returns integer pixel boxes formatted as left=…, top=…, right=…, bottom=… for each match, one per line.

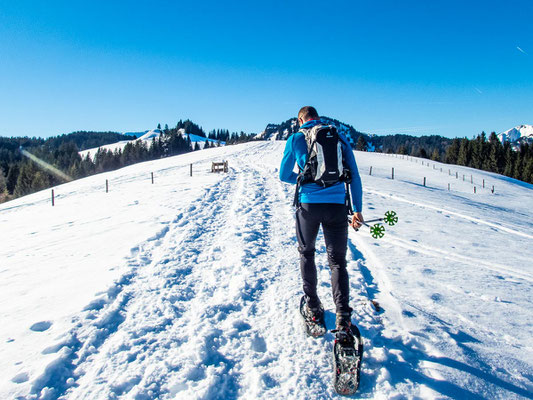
left=296, top=203, right=351, bottom=314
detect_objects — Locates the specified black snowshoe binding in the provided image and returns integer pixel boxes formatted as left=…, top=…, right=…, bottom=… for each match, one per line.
left=299, top=296, right=327, bottom=337
left=332, top=324, right=363, bottom=395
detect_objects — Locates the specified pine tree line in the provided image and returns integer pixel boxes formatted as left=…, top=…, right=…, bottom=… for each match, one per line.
left=443, top=133, right=533, bottom=183
left=372, top=132, right=533, bottom=184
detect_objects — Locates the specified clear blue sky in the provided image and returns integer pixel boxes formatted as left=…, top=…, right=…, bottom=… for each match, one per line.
left=0, top=0, right=531, bottom=139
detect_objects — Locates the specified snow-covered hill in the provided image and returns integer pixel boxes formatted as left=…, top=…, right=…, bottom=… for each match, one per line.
left=498, top=124, right=533, bottom=145
left=79, top=129, right=164, bottom=159
left=79, top=129, right=224, bottom=159
left=1, top=143, right=532, bottom=399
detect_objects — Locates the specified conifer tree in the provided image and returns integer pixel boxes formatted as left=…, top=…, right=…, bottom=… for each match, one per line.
left=14, top=163, right=36, bottom=197
left=503, top=144, right=514, bottom=177
left=488, top=133, right=503, bottom=173
left=513, top=153, right=523, bottom=180
left=31, top=171, right=50, bottom=192
left=6, top=164, right=19, bottom=194
left=457, top=139, right=470, bottom=166
left=445, top=139, right=460, bottom=164
left=356, top=136, right=367, bottom=151
left=0, top=170, right=7, bottom=200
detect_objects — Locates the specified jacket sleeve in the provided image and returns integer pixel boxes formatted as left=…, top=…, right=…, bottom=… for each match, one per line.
left=341, top=137, right=363, bottom=213
left=279, top=136, right=298, bottom=184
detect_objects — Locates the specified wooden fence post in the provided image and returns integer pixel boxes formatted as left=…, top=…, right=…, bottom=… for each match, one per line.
left=190, top=164, right=192, bottom=177
left=483, top=179, right=485, bottom=188
left=423, top=177, right=426, bottom=187
left=151, top=172, right=154, bottom=184
left=474, top=186, right=476, bottom=193
left=392, top=167, right=394, bottom=180
left=448, top=183, right=450, bottom=191
left=492, top=185, right=494, bottom=193
left=369, top=166, right=372, bottom=176
left=51, top=189, right=55, bottom=206
left=106, top=179, right=109, bottom=193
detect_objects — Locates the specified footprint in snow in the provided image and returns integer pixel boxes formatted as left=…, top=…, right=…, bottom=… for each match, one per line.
left=11, top=372, right=29, bottom=384
left=430, top=293, right=443, bottom=302
left=30, top=321, right=52, bottom=332
left=251, top=334, right=267, bottom=353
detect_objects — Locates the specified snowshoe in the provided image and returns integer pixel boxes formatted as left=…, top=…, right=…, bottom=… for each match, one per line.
left=299, top=296, right=327, bottom=338
left=333, top=324, right=363, bottom=395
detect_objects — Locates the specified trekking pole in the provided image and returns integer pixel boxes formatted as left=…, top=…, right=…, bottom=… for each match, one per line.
left=347, top=211, right=398, bottom=239
left=363, top=217, right=384, bottom=224
left=346, top=217, right=383, bottom=225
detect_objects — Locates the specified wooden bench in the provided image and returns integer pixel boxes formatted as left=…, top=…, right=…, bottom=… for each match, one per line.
left=212, top=161, right=228, bottom=173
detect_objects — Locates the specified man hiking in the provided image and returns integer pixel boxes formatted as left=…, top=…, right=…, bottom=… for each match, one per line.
left=279, top=106, right=364, bottom=336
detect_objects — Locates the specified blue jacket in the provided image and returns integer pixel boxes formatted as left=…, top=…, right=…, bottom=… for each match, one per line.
left=279, top=119, right=363, bottom=212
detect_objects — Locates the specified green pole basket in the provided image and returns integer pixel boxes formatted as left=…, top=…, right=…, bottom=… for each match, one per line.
left=370, top=224, right=385, bottom=239
left=384, top=210, right=398, bottom=226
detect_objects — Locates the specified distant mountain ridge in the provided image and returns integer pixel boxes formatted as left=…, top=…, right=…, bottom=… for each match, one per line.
left=255, top=116, right=369, bottom=146
left=498, top=125, right=533, bottom=146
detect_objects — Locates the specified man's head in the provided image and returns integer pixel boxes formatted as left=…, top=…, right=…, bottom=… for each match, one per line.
left=298, top=106, right=319, bottom=126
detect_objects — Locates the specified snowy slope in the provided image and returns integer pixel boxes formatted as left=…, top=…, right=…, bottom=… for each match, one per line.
left=79, top=129, right=163, bottom=159
left=1, top=143, right=532, bottom=399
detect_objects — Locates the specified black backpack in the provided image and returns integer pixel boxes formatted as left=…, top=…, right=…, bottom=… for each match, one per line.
left=293, top=124, right=352, bottom=208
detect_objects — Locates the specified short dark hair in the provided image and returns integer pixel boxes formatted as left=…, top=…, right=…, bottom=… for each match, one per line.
left=298, top=106, right=319, bottom=121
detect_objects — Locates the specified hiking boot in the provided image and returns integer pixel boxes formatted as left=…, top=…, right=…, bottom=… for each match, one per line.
left=302, top=296, right=324, bottom=323
left=336, top=311, right=352, bottom=330
left=334, top=326, right=355, bottom=347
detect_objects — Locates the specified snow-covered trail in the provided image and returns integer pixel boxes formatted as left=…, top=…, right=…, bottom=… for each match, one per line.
left=32, top=143, right=393, bottom=399
left=2, top=142, right=532, bottom=399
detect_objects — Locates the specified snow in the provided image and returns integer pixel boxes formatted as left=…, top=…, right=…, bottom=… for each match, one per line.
left=1, top=143, right=532, bottom=399
left=138, top=129, right=163, bottom=141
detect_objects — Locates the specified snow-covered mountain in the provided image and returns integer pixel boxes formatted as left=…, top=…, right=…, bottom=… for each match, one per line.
left=498, top=124, right=533, bottom=145
left=255, top=119, right=299, bottom=141
left=1, top=143, right=532, bottom=399
left=255, top=116, right=369, bottom=147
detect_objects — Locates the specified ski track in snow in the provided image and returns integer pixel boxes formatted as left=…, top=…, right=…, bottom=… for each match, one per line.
left=364, top=188, right=533, bottom=240
left=3, top=142, right=532, bottom=400
left=382, top=234, right=533, bottom=284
